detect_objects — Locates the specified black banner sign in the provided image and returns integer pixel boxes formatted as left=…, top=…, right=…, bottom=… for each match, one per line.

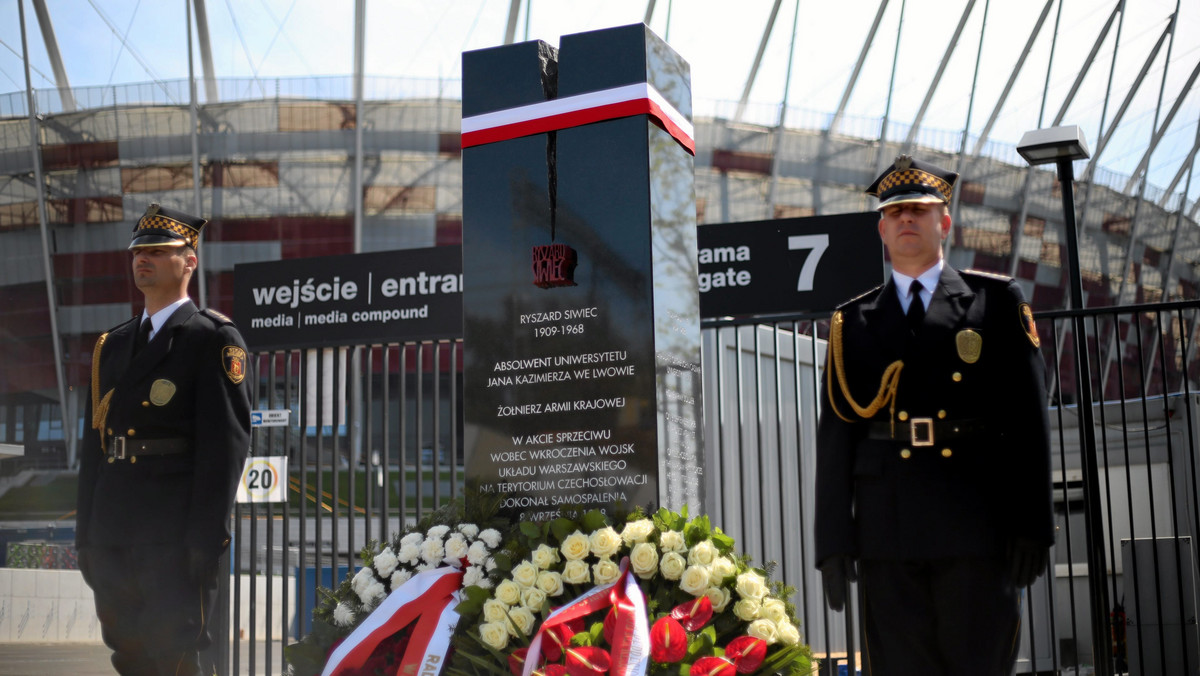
left=697, top=212, right=883, bottom=318
left=232, top=247, right=463, bottom=351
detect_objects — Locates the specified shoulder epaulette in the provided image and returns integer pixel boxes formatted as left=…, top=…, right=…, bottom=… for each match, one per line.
left=836, top=283, right=886, bottom=310
left=961, top=269, right=1013, bottom=284
left=202, top=308, right=235, bottom=325
left=105, top=315, right=139, bottom=333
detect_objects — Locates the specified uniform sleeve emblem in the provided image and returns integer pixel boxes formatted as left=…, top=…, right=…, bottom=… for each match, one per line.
left=223, top=346, right=247, bottom=384
left=1019, top=303, right=1040, bottom=348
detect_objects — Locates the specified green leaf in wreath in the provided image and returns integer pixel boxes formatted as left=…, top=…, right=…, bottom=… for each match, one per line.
left=711, top=530, right=734, bottom=552
left=548, top=517, right=577, bottom=543
left=587, top=620, right=606, bottom=645
left=580, top=509, right=609, bottom=533
left=492, top=550, right=513, bottom=572
left=520, top=521, right=541, bottom=539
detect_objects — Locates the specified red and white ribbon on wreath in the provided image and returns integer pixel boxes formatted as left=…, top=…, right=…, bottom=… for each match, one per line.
left=322, top=566, right=464, bottom=676
left=461, top=82, right=695, bottom=155
left=522, top=558, right=650, bottom=676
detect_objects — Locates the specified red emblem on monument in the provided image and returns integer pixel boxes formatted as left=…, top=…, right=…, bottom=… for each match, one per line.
left=532, top=243, right=578, bottom=289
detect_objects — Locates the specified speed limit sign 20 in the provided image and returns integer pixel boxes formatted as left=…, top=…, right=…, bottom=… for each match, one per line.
left=236, top=456, right=288, bottom=503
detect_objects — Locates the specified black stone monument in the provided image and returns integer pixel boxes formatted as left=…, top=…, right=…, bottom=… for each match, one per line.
left=461, top=24, right=703, bottom=520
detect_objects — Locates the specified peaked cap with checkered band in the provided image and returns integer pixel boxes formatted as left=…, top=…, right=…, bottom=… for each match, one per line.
left=128, top=203, right=207, bottom=250
left=865, top=155, right=959, bottom=210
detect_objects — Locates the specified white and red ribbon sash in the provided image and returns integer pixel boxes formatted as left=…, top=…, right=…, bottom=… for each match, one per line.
left=322, top=566, right=464, bottom=676
left=461, top=82, right=694, bottom=155
left=522, top=558, right=650, bottom=676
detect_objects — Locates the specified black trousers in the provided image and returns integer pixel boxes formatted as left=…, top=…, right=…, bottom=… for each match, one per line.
left=858, top=556, right=1021, bottom=676
left=82, top=544, right=217, bottom=676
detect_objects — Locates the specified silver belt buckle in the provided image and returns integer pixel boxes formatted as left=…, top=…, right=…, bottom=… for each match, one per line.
left=910, top=418, right=934, bottom=447
left=111, top=436, right=127, bottom=460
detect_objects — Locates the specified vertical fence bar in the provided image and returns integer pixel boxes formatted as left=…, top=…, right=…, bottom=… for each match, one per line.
left=416, top=342, right=425, bottom=520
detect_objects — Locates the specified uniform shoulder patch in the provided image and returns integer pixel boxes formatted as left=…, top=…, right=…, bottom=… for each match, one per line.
left=1019, top=302, right=1040, bottom=348
left=836, top=283, right=885, bottom=310
left=222, top=345, right=247, bottom=384
left=202, top=308, right=235, bottom=325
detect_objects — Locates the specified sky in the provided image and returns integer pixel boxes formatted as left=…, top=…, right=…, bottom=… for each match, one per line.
left=1, top=0, right=1198, bottom=201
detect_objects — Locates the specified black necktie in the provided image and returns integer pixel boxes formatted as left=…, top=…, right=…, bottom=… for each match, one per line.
left=135, top=318, right=152, bottom=354
left=907, top=281, right=926, bottom=332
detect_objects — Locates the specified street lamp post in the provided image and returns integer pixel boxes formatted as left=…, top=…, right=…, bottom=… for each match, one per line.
left=1017, top=125, right=1111, bottom=676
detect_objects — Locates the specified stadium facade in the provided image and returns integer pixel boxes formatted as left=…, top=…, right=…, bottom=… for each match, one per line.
left=1, top=76, right=1198, bottom=460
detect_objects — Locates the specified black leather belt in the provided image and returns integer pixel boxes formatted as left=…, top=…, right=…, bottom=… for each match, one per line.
left=866, top=418, right=987, bottom=447
left=106, top=437, right=191, bottom=460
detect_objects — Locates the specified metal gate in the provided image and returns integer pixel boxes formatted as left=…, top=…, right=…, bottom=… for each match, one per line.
left=229, top=299, right=1200, bottom=676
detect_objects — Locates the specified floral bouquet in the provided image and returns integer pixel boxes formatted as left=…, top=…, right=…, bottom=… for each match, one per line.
left=448, top=507, right=814, bottom=676
left=285, top=501, right=511, bottom=676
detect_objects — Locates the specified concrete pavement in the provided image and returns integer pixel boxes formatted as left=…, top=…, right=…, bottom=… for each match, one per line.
left=0, top=642, right=286, bottom=676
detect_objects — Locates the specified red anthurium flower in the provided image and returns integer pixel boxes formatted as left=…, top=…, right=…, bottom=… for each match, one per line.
left=509, top=647, right=532, bottom=676
left=603, top=608, right=617, bottom=645
left=649, top=616, right=689, bottom=663
left=543, top=622, right=578, bottom=662
left=670, top=596, right=714, bottom=631
left=690, top=656, right=737, bottom=676
left=725, top=636, right=768, bottom=674
left=565, top=646, right=613, bottom=676
left=534, top=665, right=568, bottom=676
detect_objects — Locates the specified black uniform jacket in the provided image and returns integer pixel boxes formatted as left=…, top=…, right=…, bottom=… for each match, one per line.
left=76, top=301, right=251, bottom=558
left=815, top=266, right=1054, bottom=563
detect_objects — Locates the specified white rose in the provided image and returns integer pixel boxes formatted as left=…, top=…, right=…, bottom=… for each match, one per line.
left=735, top=571, right=769, bottom=600
left=688, top=540, right=717, bottom=566
left=373, top=547, right=399, bottom=578
left=467, top=540, right=490, bottom=566
left=390, top=569, right=412, bottom=589
left=426, top=525, right=450, bottom=539
left=444, top=534, right=470, bottom=563
left=333, top=602, right=356, bottom=627
left=479, top=621, right=510, bottom=651
left=531, top=544, right=560, bottom=570
left=562, top=559, right=591, bottom=585
left=589, top=527, right=623, bottom=558
left=593, top=557, right=621, bottom=585
left=352, top=567, right=375, bottom=596
left=483, top=598, right=510, bottom=623
left=479, top=528, right=503, bottom=548
left=708, top=557, right=736, bottom=586
left=760, top=598, right=788, bottom=624
left=536, top=570, right=565, bottom=597
left=560, top=531, right=591, bottom=561
left=705, top=585, right=732, bottom=612
left=659, top=552, right=686, bottom=580
left=507, top=607, right=536, bottom=637
left=463, top=565, right=486, bottom=588
left=658, top=530, right=687, bottom=554
left=458, top=523, right=480, bottom=538
left=776, top=619, right=801, bottom=646
left=733, top=599, right=760, bottom=622
left=620, top=519, right=655, bottom=546
left=747, top=619, right=779, bottom=645
left=400, top=532, right=424, bottom=548
left=680, top=565, right=711, bottom=597
left=397, top=543, right=421, bottom=565
left=629, top=542, right=659, bottom=579
left=495, top=579, right=522, bottom=606
left=512, top=561, right=539, bottom=588
left=420, top=537, right=445, bottom=564
left=521, top=587, right=547, bottom=611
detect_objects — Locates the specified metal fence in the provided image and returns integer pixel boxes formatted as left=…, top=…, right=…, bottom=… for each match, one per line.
left=230, top=298, right=1200, bottom=676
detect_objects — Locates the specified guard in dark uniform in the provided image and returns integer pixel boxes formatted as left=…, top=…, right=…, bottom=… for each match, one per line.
left=76, top=204, right=251, bottom=676
left=815, top=157, right=1054, bottom=675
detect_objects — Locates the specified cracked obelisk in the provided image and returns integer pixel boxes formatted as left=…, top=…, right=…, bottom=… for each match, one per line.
left=460, top=24, right=704, bottom=520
